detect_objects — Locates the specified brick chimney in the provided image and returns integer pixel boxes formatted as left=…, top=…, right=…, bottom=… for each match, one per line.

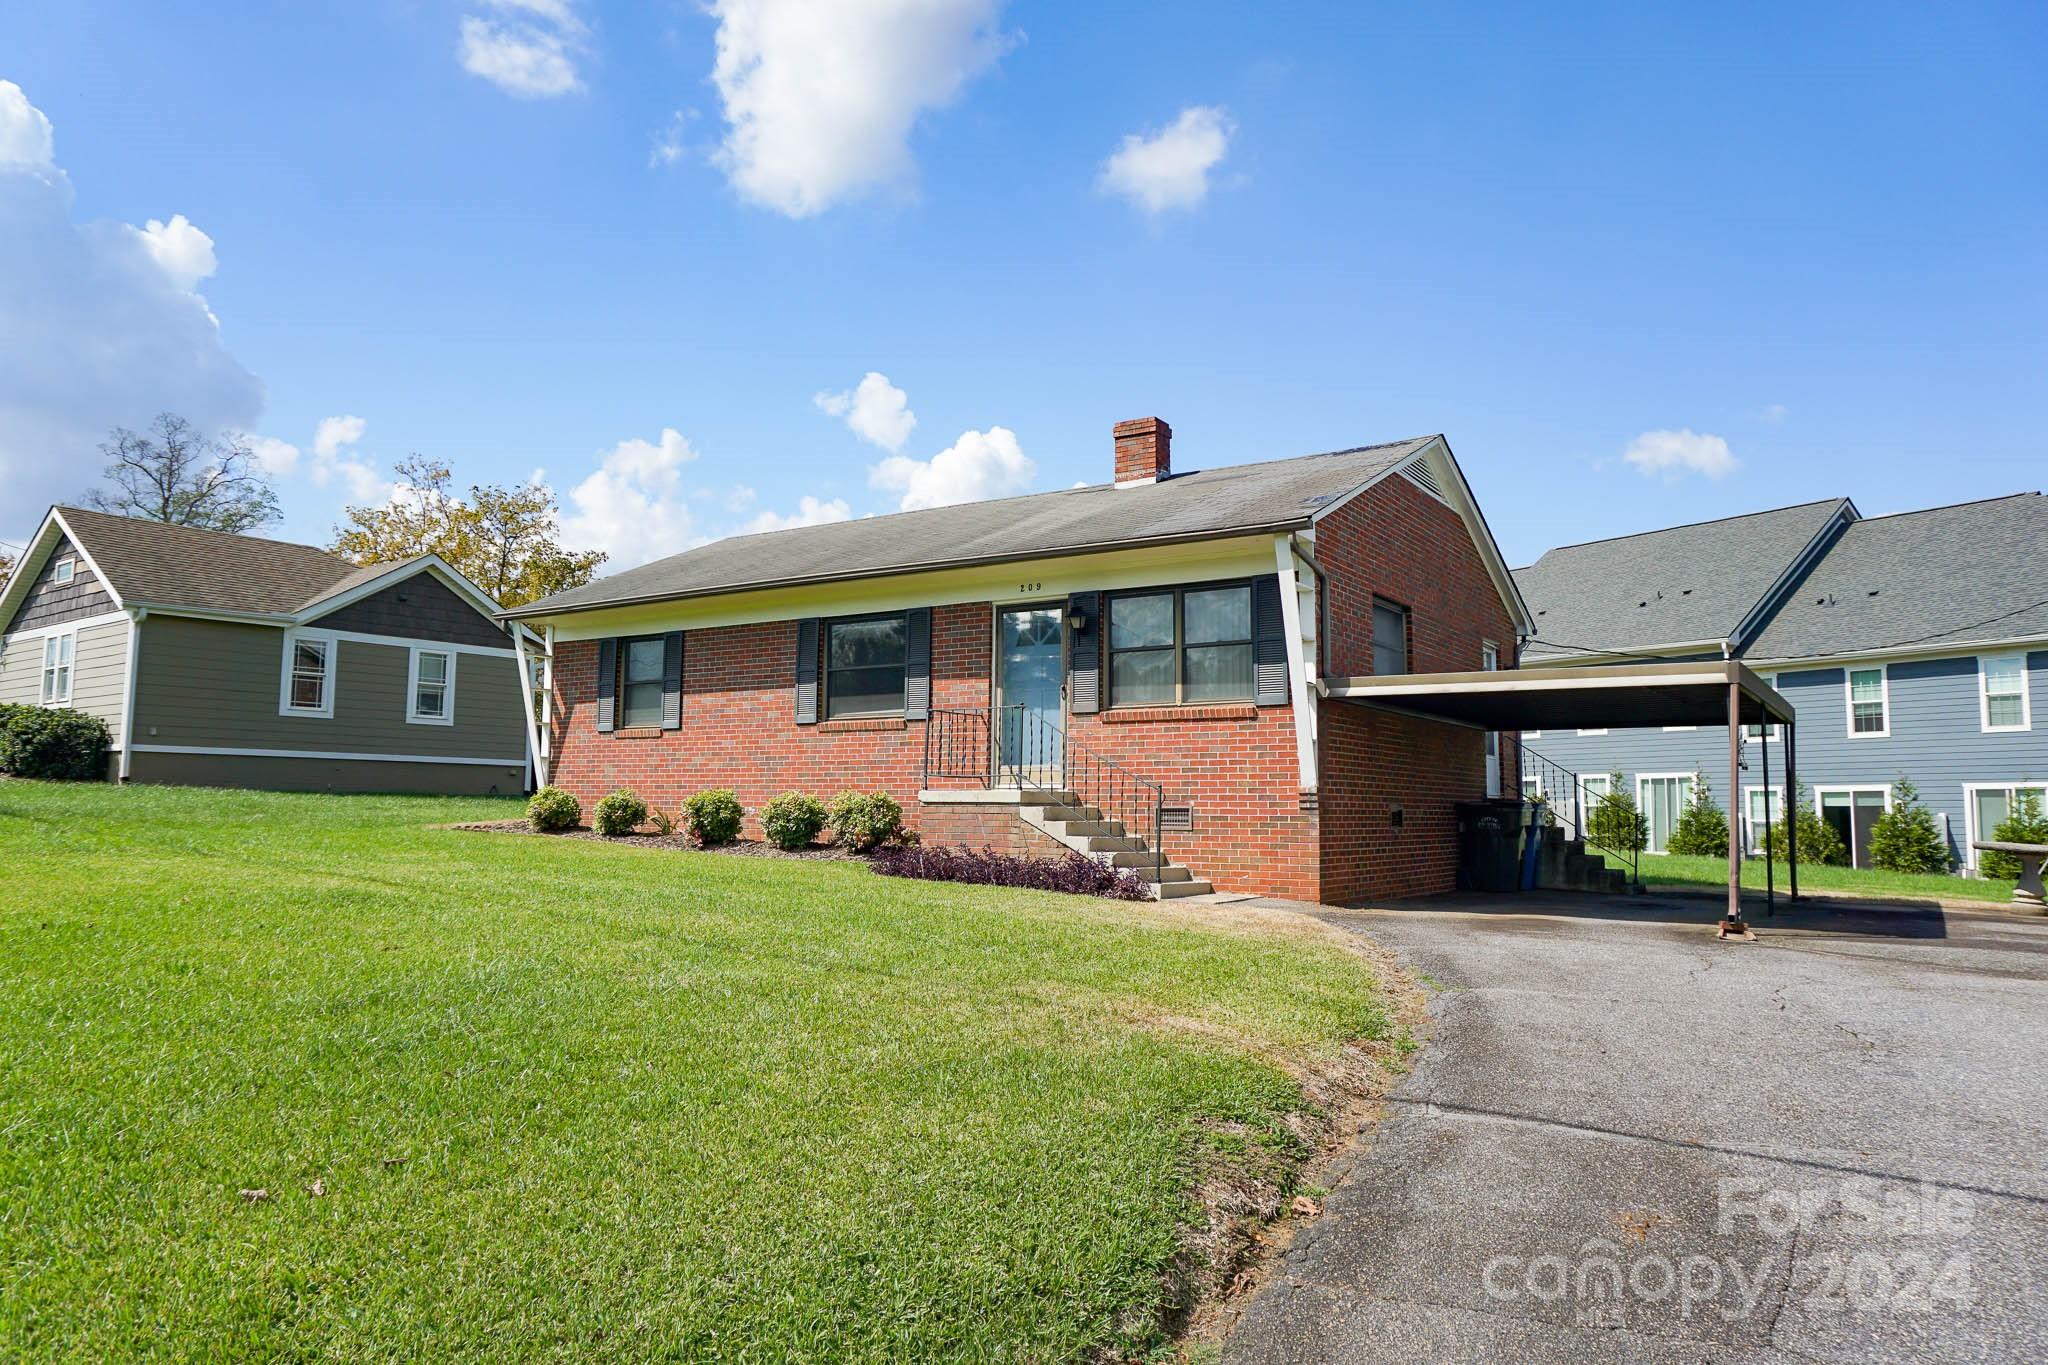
left=1113, top=417, right=1172, bottom=485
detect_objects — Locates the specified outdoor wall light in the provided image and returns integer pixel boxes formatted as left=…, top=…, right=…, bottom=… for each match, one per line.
left=1066, top=608, right=1087, bottom=631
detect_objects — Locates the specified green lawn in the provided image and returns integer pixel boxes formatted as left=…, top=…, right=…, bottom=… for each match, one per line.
left=1636, top=851, right=2018, bottom=905
left=0, top=782, right=1399, bottom=1362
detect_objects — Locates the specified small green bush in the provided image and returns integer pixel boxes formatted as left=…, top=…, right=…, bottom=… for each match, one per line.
left=526, top=786, right=581, bottom=833
left=684, top=789, right=745, bottom=847
left=1869, top=778, right=1950, bottom=874
left=0, top=704, right=111, bottom=781
left=1762, top=782, right=1849, bottom=867
left=1983, top=789, right=2048, bottom=881
left=762, top=792, right=829, bottom=850
left=1584, top=774, right=1646, bottom=854
left=1666, top=772, right=1729, bottom=858
left=829, top=790, right=904, bottom=852
left=593, top=789, right=649, bottom=838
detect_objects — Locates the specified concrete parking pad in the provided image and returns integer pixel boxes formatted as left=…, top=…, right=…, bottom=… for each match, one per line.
left=1226, top=893, right=2048, bottom=1363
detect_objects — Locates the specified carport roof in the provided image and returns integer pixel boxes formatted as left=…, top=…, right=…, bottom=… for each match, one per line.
left=1324, top=660, right=1795, bottom=731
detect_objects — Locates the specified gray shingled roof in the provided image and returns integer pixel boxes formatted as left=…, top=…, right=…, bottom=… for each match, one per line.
left=1514, top=499, right=1849, bottom=661
left=54, top=506, right=362, bottom=616
left=1747, top=493, right=2048, bottom=660
left=512, top=436, right=1439, bottom=617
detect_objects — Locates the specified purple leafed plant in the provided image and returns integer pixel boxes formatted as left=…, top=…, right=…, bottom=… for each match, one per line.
left=869, top=844, right=1151, bottom=900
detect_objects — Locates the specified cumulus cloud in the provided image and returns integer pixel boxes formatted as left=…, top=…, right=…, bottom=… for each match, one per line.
left=870, top=425, right=1031, bottom=511
left=0, top=80, right=264, bottom=540
left=459, top=0, right=585, bottom=98
left=742, top=494, right=853, bottom=534
left=1098, top=105, right=1234, bottom=214
left=1621, top=428, right=1737, bottom=480
left=312, top=414, right=367, bottom=461
left=130, top=214, right=216, bottom=293
left=563, top=427, right=700, bottom=566
left=814, top=371, right=916, bottom=453
left=303, top=415, right=389, bottom=502
left=233, top=432, right=301, bottom=478
left=708, top=0, right=1011, bottom=217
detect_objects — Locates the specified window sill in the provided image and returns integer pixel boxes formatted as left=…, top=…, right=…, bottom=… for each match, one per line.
left=613, top=726, right=665, bottom=739
left=1101, top=703, right=1258, bottom=723
left=818, top=717, right=907, bottom=732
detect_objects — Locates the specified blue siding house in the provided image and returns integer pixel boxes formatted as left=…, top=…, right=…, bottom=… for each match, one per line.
left=1513, top=493, right=2047, bottom=872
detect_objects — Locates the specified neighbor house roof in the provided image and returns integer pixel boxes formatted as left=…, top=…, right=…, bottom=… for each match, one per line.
left=50, top=506, right=361, bottom=615
left=511, top=436, right=1446, bottom=618
left=1746, top=493, right=2048, bottom=661
left=1514, top=498, right=1854, bottom=662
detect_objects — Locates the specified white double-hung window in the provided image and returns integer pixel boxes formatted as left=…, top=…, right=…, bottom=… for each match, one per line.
left=1981, top=655, right=2030, bottom=732
left=1847, top=666, right=1888, bottom=737
left=41, top=631, right=74, bottom=705
left=281, top=633, right=336, bottom=718
left=408, top=648, right=456, bottom=725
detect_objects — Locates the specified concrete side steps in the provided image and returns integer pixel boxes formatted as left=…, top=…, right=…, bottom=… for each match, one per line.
left=1018, top=797, right=1211, bottom=900
left=1533, top=823, right=1631, bottom=895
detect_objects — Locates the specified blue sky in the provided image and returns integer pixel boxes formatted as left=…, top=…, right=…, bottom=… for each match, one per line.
left=2, top=1, right=2042, bottom=571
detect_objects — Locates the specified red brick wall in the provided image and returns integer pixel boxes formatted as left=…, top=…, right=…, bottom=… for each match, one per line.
left=915, top=803, right=1074, bottom=858
left=1313, top=473, right=1519, bottom=903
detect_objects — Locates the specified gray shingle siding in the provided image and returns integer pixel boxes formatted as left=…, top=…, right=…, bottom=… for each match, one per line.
left=309, top=573, right=509, bottom=649
left=10, top=535, right=118, bottom=632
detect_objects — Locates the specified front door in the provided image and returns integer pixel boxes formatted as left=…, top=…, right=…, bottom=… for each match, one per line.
left=1481, top=642, right=1501, bottom=797
left=997, top=606, right=1065, bottom=783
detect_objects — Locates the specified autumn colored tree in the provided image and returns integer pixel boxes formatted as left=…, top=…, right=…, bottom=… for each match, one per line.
left=85, top=412, right=281, bottom=533
left=0, top=549, right=15, bottom=585
left=330, top=456, right=605, bottom=608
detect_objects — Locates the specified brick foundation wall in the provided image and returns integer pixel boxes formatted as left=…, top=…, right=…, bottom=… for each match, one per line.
left=1312, top=472, right=1519, bottom=904
left=914, top=802, right=1074, bottom=858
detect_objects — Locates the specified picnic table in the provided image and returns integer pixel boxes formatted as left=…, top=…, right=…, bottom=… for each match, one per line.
left=1973, top=840, right=2048, bottom=911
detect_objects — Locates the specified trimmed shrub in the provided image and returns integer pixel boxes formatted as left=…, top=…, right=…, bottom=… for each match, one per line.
left=829, top=790, right=903, bottom=853
left=1666, top=772, right=1729, bottom=858
left=593, top=789, right=649, bottom=838
left=762, top=792, right=829, bottom=851
left=684, top=789, right=745, bottom=847
left=1983, top=789, right=2048, bottom=881
left=526, top=786, right=581, bottom=833
left=1585, top=774, right=1647, bottom=854
left=1869, top=778, right=1950, bottom=875
left=1762, top=782, right=1849, bottom=867
left=0, top=704, right=111, bottom=781
left=870, top=844, right=1149, bottom=900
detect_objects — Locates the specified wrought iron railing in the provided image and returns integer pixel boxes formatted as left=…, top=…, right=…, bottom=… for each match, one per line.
left=1504, top=735, right=1643, bottom=891
left=922, top=705, right=1165, bottom=884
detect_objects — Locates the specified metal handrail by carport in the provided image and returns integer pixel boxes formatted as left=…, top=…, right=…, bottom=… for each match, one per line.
left=1322, top=660, right=1801, bottom=938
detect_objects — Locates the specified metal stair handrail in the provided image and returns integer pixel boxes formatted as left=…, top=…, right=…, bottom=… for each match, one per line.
left=1505, top=735, right=1643, bottom=891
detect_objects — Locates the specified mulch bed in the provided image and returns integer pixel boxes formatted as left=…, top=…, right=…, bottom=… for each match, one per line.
left=451, top=820, right=860, bottom=861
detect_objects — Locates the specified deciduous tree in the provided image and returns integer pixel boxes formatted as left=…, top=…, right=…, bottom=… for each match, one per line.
left=84, top=413, right=281, bottom=533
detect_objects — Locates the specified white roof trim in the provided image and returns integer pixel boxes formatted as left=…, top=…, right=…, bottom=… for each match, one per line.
left=0, top=508, right=127, bottom=633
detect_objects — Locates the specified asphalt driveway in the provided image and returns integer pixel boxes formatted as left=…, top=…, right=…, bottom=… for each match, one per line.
left=1226, top=893, right=2048, bottom=1363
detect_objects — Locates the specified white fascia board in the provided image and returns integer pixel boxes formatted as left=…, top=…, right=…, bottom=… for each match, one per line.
left=47, top=509, right=125, bottom=611
left=1749, top=633, right=2048, bottom=672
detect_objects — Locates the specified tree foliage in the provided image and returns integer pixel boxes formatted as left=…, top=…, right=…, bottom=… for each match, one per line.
left=84, top=412, right=281, bottom=533
left=1868, top=777, right=1950, bottom=875
left=0, top=549, right=15, bottom=585
left=1982, top=789, right=2048, bottom=881
left=1762, top=781, right=1849, bottom=867
left=1585, top=772, right=1646, bottom=853
left=330, top=456, right=605, bottom=608
left=1666, top=771, right=1729, bottom=858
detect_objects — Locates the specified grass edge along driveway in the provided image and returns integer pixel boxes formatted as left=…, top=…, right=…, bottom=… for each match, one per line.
left=0, top=782, right=1407, bottom=1362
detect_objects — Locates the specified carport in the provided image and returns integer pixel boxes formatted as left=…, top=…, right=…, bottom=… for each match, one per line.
left=1324, top=660, right=1802, bottom=934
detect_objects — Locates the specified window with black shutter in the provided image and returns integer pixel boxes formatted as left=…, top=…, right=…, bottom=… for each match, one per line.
left=1105, top=581, right=1256, bottom=706
left=619, top=635, right=667, bottom=728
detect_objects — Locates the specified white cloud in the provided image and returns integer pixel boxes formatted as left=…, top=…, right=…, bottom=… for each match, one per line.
left=707, top=0, right=1011, bottom=217
left=563, top=427, right=700, bottom=566
left=1098, top=105, right=1234, bottom=214
left=814, top=371, right=916, bottom=453
left=1621, top=428, right=1737, bottom=480
left=129, top=214, right=217, bottom=293
left=458, top=0, right=585, bottom=99
left=0, top=80, right=264, bottom=540
left=649, top=110, right=695, bottom=168
left=234, top=432, right=301, bottom=478
left=304, top=414, right=388, bottom=502
left=742, top=494, right=852, bottom=534
left=870, top=425, right=1031, bottom=511
left=0, top=80, right=55, bottom=169
left=313, top=414, right=367, bottom=460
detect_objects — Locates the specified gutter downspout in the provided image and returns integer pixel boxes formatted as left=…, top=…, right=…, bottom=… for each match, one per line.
left=118, top=608, right=145, bottom=782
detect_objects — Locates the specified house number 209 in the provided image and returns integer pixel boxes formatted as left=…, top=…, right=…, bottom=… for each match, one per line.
left=1017, top=581, right=1043, bottom=593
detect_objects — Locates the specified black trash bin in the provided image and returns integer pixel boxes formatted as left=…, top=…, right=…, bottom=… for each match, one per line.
left=1455, top=799, right=1528, bottom=892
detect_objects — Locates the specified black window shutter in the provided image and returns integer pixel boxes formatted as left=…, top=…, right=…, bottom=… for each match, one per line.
left=904, top=608, right=932, bottom=720
left=595, top=638, right=618, bottom=733
left=661, top=631, right=684, bottom=731
left=1066, top=592, right=1101, bottom=714
left=795, top=618, right=820, bottom=724
left=1254, top=577, right=1290, bottom=706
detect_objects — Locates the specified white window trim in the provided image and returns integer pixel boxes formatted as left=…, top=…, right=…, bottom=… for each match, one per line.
left=1524, top=729, right=1542, bottom=738
left=1635, top=771, right=1696, bottom=856
left=1744, top=674, right=1784, bottom=740
left=1961, top=781, right=2048, bottom=871
left=40, top=625, right=77, bottom=706
left=1844, top=664, right=1890, bottom=739
left=51, top=557, right=76, bottom=586
left=1662, top=725, right=1698, bottom=732
left=1577, top=727, right=1608, bottom=737
left=279, top=630, right=338, bottom=719
left=1740, top=784, right=1787, bottom=855
left=1979, top=654, right=2032, bottom=734
left=406, top=647, right=457, bottom=726
left=1813, top=785, right=1893, bottom=870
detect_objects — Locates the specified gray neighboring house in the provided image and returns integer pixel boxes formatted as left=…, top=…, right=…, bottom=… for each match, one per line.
left=0, top=506, right=531, bottom=794
left=1514, top=492, right=2047, bottom=872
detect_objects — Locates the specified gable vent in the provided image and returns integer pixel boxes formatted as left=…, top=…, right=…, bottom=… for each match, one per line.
left=1397, top=456, right=1448, bottom=504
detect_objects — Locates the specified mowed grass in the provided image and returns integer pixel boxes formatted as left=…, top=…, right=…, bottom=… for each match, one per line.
left=1637, top=852, right=2018, bottom=905
left=0, top=782, right=1396, bottom=1362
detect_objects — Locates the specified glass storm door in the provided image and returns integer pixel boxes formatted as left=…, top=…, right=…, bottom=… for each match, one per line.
left=1639, top=775, right=1693, bottom=854
left=1822, top=790, right=1888, bottom=869
left=997, top=607, right=1065, bottom=782
left=1482, top=642, right=1501, bottom=797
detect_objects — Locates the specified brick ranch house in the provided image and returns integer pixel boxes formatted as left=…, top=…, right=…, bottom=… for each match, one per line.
left=507, top=420, right=1533, bottom=902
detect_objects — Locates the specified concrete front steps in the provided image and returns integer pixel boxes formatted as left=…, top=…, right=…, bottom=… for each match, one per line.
left=1016, top=790, right=1213, bottom=899
left=1532, top=822, right=1635, bottom=895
